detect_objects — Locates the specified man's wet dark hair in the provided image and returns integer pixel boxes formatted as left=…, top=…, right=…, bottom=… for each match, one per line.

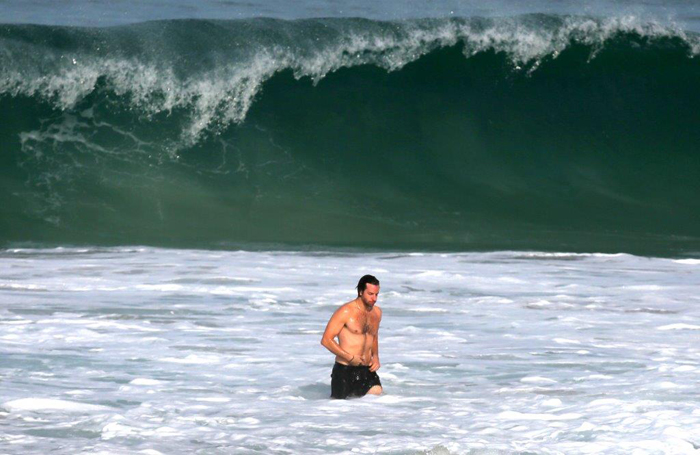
left=356, top=275, right=380, bottom=296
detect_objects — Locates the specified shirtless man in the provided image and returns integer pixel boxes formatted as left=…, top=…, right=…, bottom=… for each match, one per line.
left=321, top=275, right=383, bottom=399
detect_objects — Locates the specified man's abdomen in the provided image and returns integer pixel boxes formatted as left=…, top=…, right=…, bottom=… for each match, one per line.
left=337, top=332, right=373, bottom=365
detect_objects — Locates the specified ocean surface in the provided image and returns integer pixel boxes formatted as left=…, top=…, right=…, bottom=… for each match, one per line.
left=1, top=247, right=700, bottom=454
left=1, top=1, right=700, bottom=454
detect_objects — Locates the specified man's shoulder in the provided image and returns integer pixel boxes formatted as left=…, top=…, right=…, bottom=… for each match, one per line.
left=334, top=300, right=355, bottom=315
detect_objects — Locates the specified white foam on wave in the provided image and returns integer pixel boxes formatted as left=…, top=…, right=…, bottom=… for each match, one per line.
left=194, top=397, right=230, bottom=403
left=655, top=381, right=682, bottom=389
left=0, top=319, right=31, bottom=325
left=497, top=276, right=526, bottom=284
left=0, top=283, right=47, bottom=291
left=497, top=411, right=582, bottom=421
left=159, top=354, right=221, bottom=364
left=373, top=395, right=429, bottom=404
left=510, top=251, right=630, bottom=259
left=553, top=338, right=581, bottom=345
left=407, top=307, right=449, bottom=313
left=101, top=421, right=139, bottom=440
left=657, top=323, right=700, bottom=331
left=624, top=285, right=664, bottom=291
left=541, top=399, right=563, bottom=407
left=527, top=299, right=553, bottom=307
left=130, top=378, right=164, bottom=386
left=3, top=398, right=109, bottom=412
left=35, top=318, right=161, bottom=332
left=136, top=284, right=184, bottom=292
left=587, top=398, right=624, bottom=407
left=520, top=376, right=558, bottom=384
left=415, top=270, right=446, bottom=278
left=673, top=259, right=700, bottom=265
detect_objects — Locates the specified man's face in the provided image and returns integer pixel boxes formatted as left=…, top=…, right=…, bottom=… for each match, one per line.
left=360, top=283, right=380, bottom=307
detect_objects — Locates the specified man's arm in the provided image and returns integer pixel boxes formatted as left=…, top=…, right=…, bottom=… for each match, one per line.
left=369, top=307, right=382, bottom=372
left=321, top=305, right=358, bottom=365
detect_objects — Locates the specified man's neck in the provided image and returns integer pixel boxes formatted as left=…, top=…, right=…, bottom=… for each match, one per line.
left=355, top=298, right=371, bottom=312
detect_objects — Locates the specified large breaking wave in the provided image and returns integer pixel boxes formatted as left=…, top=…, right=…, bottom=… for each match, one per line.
left=1, top=15, right=699, bottom=255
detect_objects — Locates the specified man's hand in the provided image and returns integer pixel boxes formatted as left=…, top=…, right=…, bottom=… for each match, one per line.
left=369, top=356, right=380, bottom=372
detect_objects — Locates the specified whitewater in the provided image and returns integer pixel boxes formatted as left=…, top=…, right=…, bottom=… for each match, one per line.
left=1, top=247, right=699, bottom=454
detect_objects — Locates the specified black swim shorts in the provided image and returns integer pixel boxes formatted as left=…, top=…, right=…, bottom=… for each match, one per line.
left=331, top=362, right=382, bottom=399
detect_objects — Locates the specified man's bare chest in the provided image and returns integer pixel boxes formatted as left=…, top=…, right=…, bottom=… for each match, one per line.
left=345, top=312, right=376, bottom=336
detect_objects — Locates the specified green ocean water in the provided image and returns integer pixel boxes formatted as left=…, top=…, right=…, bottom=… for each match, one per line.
left=1, top=17, right=699, bottom=255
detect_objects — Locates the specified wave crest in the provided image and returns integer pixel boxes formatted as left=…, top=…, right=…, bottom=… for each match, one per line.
left=1, top=15, right=698, bottom=144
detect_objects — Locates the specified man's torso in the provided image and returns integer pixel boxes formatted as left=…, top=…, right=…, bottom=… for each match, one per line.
left=336, top=302, right=379, bottom=365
